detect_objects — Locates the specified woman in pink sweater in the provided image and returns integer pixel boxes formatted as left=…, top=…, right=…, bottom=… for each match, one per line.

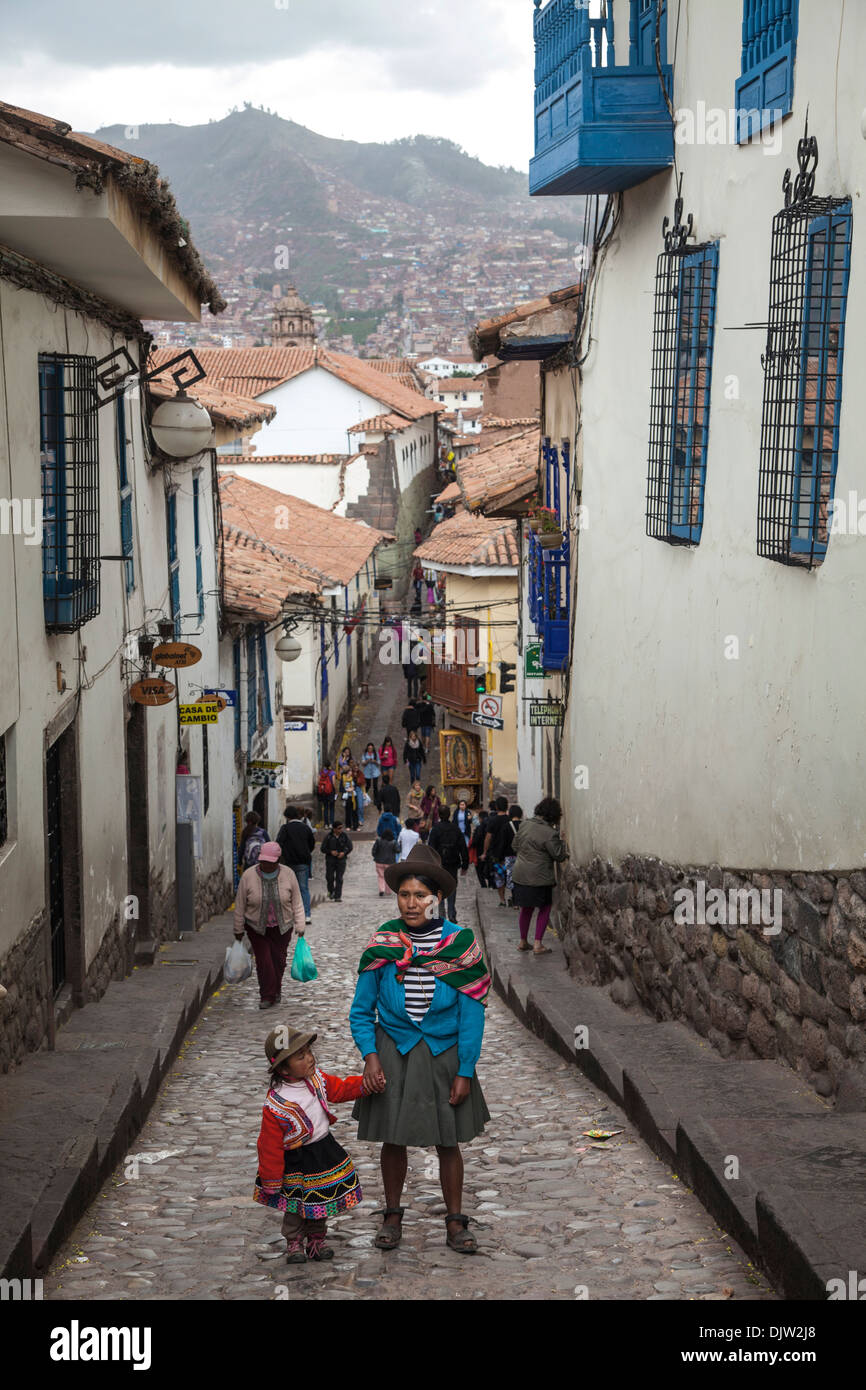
left=233, top=842, right=306, bottom=1009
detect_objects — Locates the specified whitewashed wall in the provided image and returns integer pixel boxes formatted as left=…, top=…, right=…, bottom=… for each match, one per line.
left=568, top=0, right=866, bottom=870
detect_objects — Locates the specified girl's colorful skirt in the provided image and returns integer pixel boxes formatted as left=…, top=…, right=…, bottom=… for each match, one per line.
left=254, top=1133, right=362, bottom=1220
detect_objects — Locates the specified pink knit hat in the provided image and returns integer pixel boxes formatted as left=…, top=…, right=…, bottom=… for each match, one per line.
left=258, top=841, right=282, bottom=864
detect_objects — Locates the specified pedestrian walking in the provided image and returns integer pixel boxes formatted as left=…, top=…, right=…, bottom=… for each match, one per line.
left=276, top=806, right=316, bottom=925
left=455, top=799, right=474, bottom=846
left=414, top=527, right=422, bottom=546
left=378, top=736, right=398, bottom=778
left=403, top=732, right=426, bottom=783
left=376, top=808, right=401, bottom=841
left=397, top=819, right=420, bottom=860
left=338, top=766, right=359, bottom=831
left=418, top=695, right=436, bottom=754
left=428, top=805, right=469, bottom=921
left=255, top=1026, right=367, bottom=1264
left=511, top=797, right=569, bottom=956
left=469, top=814, right=489, bottom=888
left=505, top=805, right=523, bottom=906
left=419, top=784, right=441, bottom=838
left=403, top=655, right=422, bottom=699
left=239, top=811, right=268, bottom=869
left=371, top=829, right=398, bottom=897
left=411, top=560, right=424, bottom=606
left=425, top=570, right=436, bottom=605
left=321, top=822, right=353, bottom=902
left=483, top=796, right=515, bottom=908
left=378, top=771, right=401, bottom=819
left=362, top=743, right=381, bottom=807
left=400, top=697, right=421, bottom=737
left=406, top=779, right=424, bottom=821
left=349, top=843, right=491, bottom=1254
left=317, top=763, right=336, bottom=827
left=352, top=761, right=367, bottom=825
left=233, top=842, right=306, bottom=1009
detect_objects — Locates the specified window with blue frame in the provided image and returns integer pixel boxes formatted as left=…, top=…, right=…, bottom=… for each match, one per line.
left=736, top=0, right=799, bottom=143
left=39, top=353, right=100, bottom=632
left=758, top=177, right=852, bottom=568
left=192, top=474, right=204, bottom=624
left=116, top=393, right=134, bottom=594
left=527, top=438, right=571, bottom=672
left=246, top=628, right=257, bottom=751
left=166, top=492, right=181, bottom=636
left=331, top=596, right=339, bottom=666
left=233, top=638, right=241, bottom=751
left=646, top=234, right=719, bottom=546
left=344, top=587, right=350, bottom=657
left=257, top=624, right=272, bottom=730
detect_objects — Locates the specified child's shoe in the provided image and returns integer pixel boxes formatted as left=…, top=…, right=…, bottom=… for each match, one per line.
left=286, top=1236, right=307, bottom=1264
left=305, top=1233, right=334, bottom=1261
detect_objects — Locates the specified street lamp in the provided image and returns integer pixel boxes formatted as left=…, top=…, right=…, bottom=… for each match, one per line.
left=275, top=631, right=302, bottom=662
left=150, top=391, right=213, bottom=458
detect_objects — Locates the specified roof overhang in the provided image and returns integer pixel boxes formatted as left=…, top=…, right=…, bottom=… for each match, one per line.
left=420, top=562, right=518, bottom=578
left=0, top=141, right=202, bottom=321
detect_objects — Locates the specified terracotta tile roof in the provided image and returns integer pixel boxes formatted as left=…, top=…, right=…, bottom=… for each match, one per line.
left=243, top=454, right=348, bottom=464
left=457, top=428, right=541, bottom=514
left=471, top=281, right=584, bottom=359
left=219, top=471, right=391, bottom=589
left=0, top=101, right=225, bottom=314
left=413, top=512, right=519, bottom=569
left=434, top=481, right=462, bottom=503
left=222, top=526, right=321, bottom=621
left=483, top=415, right=540, bottom=428
left=147, top=375, right=275, bottom=431
left=365, top=358, right=424, bottom=392
left=152, top=346, right=440, bottom=422
left=348, top=413, right=412, bottom=434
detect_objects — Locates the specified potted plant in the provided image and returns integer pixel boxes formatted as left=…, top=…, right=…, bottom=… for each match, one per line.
left=534, top=505, right=564, bottom=549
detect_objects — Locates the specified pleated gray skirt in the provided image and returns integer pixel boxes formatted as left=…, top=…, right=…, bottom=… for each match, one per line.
left=352, top=1025, right=490, bottom=1147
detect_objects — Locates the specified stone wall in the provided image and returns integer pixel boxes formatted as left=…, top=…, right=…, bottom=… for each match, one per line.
left=194, top=863, right=232, bottom=930
left=84, top=909, right=135, bottom=1001
left=0, top=910, right=51, bottom=1072
left=558, top=856, right=866, bottom=1103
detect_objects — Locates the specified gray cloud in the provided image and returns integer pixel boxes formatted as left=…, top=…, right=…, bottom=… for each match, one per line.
left=3, top=0, right=523, bottom=94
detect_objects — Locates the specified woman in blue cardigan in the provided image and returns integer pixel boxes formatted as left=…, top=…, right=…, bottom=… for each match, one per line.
left=349, top=843, right=491, bottom=1254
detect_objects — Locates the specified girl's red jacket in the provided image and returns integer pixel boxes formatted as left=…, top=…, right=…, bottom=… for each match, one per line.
left=256, top=1070, right=364, bottom=1190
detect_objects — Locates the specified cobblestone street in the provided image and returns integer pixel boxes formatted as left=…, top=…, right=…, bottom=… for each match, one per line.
left=44, top=848, right=775, bottom=1301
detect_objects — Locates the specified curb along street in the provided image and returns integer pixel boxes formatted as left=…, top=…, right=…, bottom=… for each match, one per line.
left=474, top=890, right=866, bottom=1301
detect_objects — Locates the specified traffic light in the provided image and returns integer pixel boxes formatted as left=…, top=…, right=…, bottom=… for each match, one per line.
left=474, top=669, right=488, bottom=695
left=499, top=661, right=516, bottom=695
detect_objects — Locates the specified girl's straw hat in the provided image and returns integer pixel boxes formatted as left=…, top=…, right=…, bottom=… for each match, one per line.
left=264, top=1026, right=317, bottom=1071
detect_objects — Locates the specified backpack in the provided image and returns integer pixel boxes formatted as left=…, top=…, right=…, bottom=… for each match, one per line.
left=317, top=769, right=334, bottom=796
left=243, top=828, right=267, bottom=867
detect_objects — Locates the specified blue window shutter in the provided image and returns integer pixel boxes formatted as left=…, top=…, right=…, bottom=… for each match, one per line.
left=192, top=475, right=203, bottom=624
left=166, top=493, right=181, bottom=636
left=736, top=0, right=798, bottom=142
left=246, top=628, right=257, bottom=752
left=789, top=204, right=852, bottom=558
left=117, top=394, right=134, bottom=594
left=257, top=625, right=272, bottom=729
left=233, top=638, right=241, bottom=750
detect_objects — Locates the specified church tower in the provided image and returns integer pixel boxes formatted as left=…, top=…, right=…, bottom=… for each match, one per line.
left=270, top=284, right=316, bottom=348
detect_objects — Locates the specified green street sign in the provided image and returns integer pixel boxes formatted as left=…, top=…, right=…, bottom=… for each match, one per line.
left=524, top=642, right=544, bottom=679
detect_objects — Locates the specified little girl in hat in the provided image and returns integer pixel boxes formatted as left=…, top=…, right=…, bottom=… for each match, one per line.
left=254, top=1025, right=371, bottom=1263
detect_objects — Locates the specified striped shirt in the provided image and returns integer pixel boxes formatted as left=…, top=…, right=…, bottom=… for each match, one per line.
left=401, top=920, right=443, bottom=1023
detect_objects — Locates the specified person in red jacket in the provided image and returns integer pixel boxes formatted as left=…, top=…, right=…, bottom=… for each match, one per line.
left=254, top=1025, right=371, bottom=1263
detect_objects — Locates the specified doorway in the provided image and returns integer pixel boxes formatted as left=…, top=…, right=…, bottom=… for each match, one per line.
left=125, top=703, right=150, bottom=944
left=45, top=722, right=83, bottom=1005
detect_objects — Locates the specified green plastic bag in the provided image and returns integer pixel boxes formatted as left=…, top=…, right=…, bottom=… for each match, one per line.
left=290, top=935, right=318, bottom=983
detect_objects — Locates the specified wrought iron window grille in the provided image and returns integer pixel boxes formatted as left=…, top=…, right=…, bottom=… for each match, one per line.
left=40, top=353, right=101, bottom=632
left=646, top=181, right=719, bottom=547
left=757, top=122, right=853, bottom=569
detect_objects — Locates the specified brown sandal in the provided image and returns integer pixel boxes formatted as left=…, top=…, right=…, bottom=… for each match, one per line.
left=374, top=1207, right=404, bottom=1250
left=445, top=1213, right=478, bottom=1254
left=517, top=941, right=531, bottom=952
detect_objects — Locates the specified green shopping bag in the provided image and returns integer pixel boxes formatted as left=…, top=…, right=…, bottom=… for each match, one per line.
left=290, top=935, right=318, bottom=983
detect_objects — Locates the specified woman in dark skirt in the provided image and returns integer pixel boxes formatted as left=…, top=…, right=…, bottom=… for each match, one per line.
left=349, top=843, right=491, bottom=1254
left=511, top=797, right=569, bottom=955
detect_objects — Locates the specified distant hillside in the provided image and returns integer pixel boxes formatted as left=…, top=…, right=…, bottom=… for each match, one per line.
left=93, top=108, right=585, bottom=344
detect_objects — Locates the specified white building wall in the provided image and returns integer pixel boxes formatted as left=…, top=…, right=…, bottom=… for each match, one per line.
left=216, top=460, right=344, bottom=510
left=568, top=0, right=866, bottom=871
left=249, top=368, right=392, bottom=457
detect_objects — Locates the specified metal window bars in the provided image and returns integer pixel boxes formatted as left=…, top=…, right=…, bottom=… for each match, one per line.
left=757, top=125, right=853, bottom=568
left=39, top=354, right=100, bottom=632
left=646, top=186, right=718, bottom=547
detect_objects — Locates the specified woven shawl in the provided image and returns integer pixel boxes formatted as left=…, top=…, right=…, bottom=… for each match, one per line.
left=358, top=920, right=491, bottom=1005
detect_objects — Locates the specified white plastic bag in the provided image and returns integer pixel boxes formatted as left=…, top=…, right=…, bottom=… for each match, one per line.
left=224, top=938, right=253, bottom=983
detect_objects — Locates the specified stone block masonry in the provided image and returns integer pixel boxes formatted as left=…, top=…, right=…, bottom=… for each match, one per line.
left=557, top=857, right=866, bottom=1103
left=0, top=910, right=51, bottom=1073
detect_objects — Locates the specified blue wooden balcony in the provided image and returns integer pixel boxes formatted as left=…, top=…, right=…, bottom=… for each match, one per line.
left=530, top=0, right=675, bottom=197
left=528, top=529, right=570, bottom=672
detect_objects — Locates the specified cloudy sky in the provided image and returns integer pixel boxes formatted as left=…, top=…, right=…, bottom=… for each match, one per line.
left=1, top=0, right=537, bottom=169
